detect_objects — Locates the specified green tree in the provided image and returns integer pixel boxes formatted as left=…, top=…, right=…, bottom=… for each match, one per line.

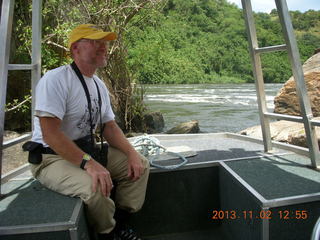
left=7, top=0, right=165, bottom=132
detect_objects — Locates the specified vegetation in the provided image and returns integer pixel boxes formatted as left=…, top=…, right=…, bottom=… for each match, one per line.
left=4, top=0, right=320, bottom=132
left=126, top=0, right=320, bottom=84
left=6, top=0, right=164, bottom=132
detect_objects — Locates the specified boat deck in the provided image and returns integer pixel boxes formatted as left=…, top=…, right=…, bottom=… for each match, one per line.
left=1, top=133, right=319, bottom=240
left=138, top=133, right=288, bottom=168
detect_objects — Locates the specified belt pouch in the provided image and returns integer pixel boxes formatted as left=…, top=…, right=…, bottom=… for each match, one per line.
left=22, top=141, right=43, bottom=164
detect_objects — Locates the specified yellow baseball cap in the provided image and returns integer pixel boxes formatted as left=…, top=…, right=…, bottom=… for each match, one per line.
left=68, top=24, right=117, bottom=49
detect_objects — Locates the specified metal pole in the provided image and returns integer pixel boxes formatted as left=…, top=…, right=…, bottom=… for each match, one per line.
left=31, top=0, right=42, bottom=129
left=275, top=0, right=320, bottom=169
left=0, top=0, right=15, bottom=198
left=241, top=0, right=273, bottom=152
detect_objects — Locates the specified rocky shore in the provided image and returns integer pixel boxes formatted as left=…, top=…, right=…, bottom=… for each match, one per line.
left=239, top=118, right=320, bottom=148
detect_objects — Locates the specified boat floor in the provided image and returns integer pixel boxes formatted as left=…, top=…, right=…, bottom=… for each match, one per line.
left=1, top=133, right=319, bottom=240
left=145, top=229, right=224, bottom=240
left=133, top=132, right=306, bottom=170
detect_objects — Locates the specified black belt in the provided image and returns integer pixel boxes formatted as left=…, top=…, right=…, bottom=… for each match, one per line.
left=41, top=147, right=57, bottom=155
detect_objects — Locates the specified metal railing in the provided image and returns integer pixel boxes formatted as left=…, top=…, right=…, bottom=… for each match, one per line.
left=0, top=0, right=42, bottom=196
left=241, top=0, right=320, bottom=169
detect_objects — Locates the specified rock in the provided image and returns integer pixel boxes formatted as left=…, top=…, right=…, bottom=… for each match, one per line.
left=166, top=120, right=200, bottom=134
left=274, top=52, right=320, bottom=116
left=274, top=71, right=320, bottom=116
left=143, top=111, right=165, bottom=134
left=302, top=51, right=320, bottom=73
left=239, top=117, right=320, bottom=148
left=241, top=51, right=320, bottom=148
left=130, top=111, right=164, bottom=134
left=288, top=128, right=309, bottom=148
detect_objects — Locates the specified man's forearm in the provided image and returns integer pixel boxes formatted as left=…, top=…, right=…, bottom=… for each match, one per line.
left=103, top=120, right=136, bottom=156
left=40, top=117, right=85, bottom=166
left=45, top=131, right=85, bottom=165
left=103, top=120, right=146, bottom=180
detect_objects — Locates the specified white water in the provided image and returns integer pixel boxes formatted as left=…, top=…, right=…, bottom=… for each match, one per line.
left=144, top=83, right=283, bottom=133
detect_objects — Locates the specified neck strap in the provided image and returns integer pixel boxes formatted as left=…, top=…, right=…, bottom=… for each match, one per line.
left=70, top=61, right=103, bottom=153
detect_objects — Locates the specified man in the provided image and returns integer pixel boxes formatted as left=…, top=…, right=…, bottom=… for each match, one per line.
left=29, top=24, right=150, bottom=240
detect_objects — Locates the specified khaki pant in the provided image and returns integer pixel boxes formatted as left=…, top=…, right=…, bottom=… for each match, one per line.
left=30, top=147, right=150, bottom=233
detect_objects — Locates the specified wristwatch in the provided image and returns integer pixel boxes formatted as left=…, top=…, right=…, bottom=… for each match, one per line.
left=80, top=153, right=91, bottom=169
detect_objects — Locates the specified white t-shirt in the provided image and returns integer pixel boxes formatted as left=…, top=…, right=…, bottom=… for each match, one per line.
left=32, top=64, right=115, bottom=146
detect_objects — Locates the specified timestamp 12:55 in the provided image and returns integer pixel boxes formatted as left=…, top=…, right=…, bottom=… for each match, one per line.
left=212, top=210, right=308, bottom=220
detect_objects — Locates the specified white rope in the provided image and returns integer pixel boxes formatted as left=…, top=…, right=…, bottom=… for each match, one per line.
left=132, top=135, right=188, bottom=170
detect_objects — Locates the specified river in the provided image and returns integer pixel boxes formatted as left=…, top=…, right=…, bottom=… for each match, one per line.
left=144, top=83, right=283, bottom=133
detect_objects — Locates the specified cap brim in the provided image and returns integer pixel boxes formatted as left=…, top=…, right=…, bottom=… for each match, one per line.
left=85, top=32, right=117, bottom=41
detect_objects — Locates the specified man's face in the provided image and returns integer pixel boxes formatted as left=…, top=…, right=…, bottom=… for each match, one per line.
left=74, top=38, right=109, bottom=68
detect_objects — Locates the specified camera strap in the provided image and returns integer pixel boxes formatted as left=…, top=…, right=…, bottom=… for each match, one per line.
left=70, top=61, right=104, bottom=157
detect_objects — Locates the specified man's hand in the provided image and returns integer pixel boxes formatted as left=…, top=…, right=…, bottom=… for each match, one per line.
left=103, top=120, right=146, bottom=181
left=39, top=117, right=113, bottom=197
left=127, top=151, right=145, bottom=181
left=84, top=159, right=113, bottom=197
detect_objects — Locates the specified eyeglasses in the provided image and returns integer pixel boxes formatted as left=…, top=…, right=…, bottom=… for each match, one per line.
left=77, top=39, right=109, bottom=48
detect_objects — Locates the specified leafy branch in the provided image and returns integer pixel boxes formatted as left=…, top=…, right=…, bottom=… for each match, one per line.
left=5, top=95, right=31, bottom=113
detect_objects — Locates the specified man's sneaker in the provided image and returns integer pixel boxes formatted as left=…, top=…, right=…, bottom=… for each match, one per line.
left=116, top=227, right=142, bottom=240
